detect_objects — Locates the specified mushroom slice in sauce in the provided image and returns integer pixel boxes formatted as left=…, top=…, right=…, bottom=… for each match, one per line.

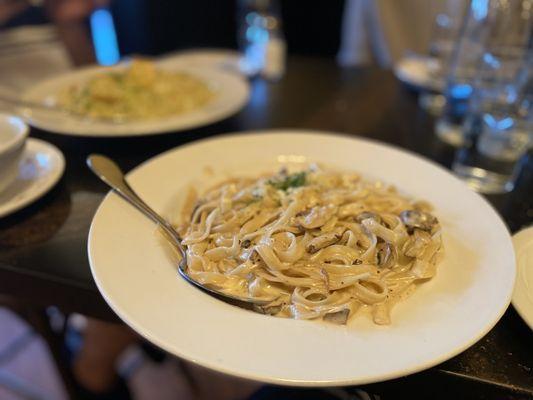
left=356, top=211, right=381, bottom=224
left=323, top=309, right=351, bottom=324
left=375, top=242, right=397, bottom=268
left=399, top=210, right=438, bottom=232
left=254, top=304, right=283, bottom=315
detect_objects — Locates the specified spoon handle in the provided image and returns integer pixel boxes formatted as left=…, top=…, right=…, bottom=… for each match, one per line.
left=86, top=154, right=185, bottom=255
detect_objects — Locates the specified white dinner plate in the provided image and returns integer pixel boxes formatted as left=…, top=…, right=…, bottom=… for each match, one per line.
left=511, top=226, right=533, bottom=330
left=157, top=48, right=242, bottom=74
left=394, top=54, right=443, bottom=92
left=22, top=61, right=249, bottom=137
left=0, top=138, right=64, bottom=218
left=88, top=131, right=515, bottom=386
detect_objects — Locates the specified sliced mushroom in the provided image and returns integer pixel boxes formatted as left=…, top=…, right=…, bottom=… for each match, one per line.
left=296, top=204, right=337, bottom=229
left=375, top=242, right=397, bottom=268
left=399, top=210, right=438, bottom=232
left=249, top=249, right=261, bottom=264
left=323, top=309, right=350, bottom=325
left=356, top=211, right=381, bottom=224
left=253, top=304, right=283, bottom=315
left=306, top=232, right=341, bottom=253
left=402, top=229, right=432, bottom=258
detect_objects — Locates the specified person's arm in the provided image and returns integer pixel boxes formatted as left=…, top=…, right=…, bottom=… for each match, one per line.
left=44, top=0, right=108, bottom=66
left=54, top=22, right=95, bottom=66
left=0, top=0, right=30, bottom=25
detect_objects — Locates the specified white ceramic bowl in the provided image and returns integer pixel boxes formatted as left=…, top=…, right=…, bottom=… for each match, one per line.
left=88, top=131, right=515, bottom=386
left=0, top=114, right=28, bottom=193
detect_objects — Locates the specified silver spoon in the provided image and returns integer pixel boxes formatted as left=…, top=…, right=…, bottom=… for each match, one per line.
left=86, top=154, right=273, bottom=310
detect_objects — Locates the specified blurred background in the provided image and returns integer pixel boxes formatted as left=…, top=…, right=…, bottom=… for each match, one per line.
left=0, top=0, right=454, bottom=77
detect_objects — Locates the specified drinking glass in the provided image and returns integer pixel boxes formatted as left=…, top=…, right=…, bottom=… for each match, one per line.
left=419, top=0, right=467, bottom=115
left=435, top=0, right=532, bottom=147
left=428, top=0, right=468, bottom=66
left=452, top=49, right=532, bottom=193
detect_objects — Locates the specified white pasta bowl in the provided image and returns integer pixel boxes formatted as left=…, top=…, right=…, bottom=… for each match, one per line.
left=88, top=130, right=515, bottom=386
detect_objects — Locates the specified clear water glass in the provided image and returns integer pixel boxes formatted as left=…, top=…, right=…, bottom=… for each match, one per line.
left=419, top=0, right=467, bottom=116
left=436, top=0, right=532, bottom=147
left=452, top=120, right=531, bottom=193
left=452, top=51, right=532, bottom=193
left=428, top=0, right=468, bottom=67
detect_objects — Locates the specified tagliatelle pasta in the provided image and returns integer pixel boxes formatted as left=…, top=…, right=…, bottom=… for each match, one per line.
left=178, top=165, right=443, bottom=325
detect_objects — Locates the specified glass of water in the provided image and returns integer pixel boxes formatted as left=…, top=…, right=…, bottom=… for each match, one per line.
left=452, top=50, right=532, bottom=193
left=419, top=0, right=468, bottom=116
left=436, top=0, right=532, bottom=147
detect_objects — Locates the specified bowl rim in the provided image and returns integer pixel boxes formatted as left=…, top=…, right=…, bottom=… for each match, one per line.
left=0, top=113, right=29, bottom=154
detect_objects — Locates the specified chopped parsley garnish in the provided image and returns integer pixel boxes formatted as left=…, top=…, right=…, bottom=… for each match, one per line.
left=268, top=172, right=307, bottom=191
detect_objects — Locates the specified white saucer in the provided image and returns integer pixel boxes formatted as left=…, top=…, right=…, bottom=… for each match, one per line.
left=0, top=138, right=65, bottom=218
left=512, top=226, right=533, bottom=330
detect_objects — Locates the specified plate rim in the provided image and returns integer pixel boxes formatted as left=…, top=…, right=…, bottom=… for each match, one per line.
left=511, top=226, right=533, bottom=330
left=87, top=129, right=515, bottom=386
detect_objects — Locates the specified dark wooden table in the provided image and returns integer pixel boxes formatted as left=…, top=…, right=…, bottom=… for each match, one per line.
left=1, top=56, right=532, bottom=399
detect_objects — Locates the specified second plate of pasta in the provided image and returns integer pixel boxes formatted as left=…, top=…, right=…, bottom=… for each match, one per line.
left=88, top=130, right=515, bottom=386
left=22, top=59, right=249, bottom=137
